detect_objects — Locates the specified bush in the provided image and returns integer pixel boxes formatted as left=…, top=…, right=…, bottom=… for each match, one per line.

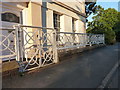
left=87, top=28, right=116, bottom=45
left=116, top=31, right=120, bottom=42
left=104, top=30, right=116, bottom=44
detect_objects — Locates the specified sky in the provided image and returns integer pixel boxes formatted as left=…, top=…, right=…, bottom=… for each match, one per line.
left=87, top=1, right=119, bottom=22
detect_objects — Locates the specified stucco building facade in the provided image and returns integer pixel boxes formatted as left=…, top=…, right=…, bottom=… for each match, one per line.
left=0, top=1, right=105, bottom=72
left=1, top=1, right=86, bottom=33
left=0, top=1, right=86, bottom=61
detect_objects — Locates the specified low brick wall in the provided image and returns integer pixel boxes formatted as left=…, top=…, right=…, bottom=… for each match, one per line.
left=2, top=44, right=106, bottom=77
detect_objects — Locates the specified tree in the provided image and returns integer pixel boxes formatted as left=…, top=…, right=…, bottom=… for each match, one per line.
left=87, top=5, right=119, bottom=44
left=85, top=0, right=97, bottom=22
left=113, top=12, right=120, bottom=42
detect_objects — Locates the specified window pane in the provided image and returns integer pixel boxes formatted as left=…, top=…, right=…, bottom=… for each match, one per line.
left=53, top=13, right=60, bottom=41
left=1, top=12, right=19, bottom=23
left=72, top=18, right=76, bottom=32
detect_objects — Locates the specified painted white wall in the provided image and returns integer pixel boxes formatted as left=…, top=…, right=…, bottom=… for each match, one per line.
left=79, top=20, right=85, bottom=33
left=1, top=6, right=21, bottom=29
left=47, top=3, right=85, bottom=20
left=60, top=15, right=72, bottom=32
left=53, top=0, right=85, bottom=13
left=76, top=20, right=86, bottom=33
left=46, top=9, right=54, bottom=46
left=46, top=9, right=53, bottom=28
left=22, top=8, right=29, bottom=25
left=64, top=15, right=72, bottom=32
left=0, top=2, right=27, bottom=29
left=60, top=15, right=64, bottom=32
left=47, top=2, right=86, bottom=33
left=0, top=2, right=26, bottom=61
left=62, top=1, right=85, bottom=13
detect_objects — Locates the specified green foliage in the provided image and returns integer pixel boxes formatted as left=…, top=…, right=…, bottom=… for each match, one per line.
left=87, top=5, right=120, bottom=44
left=104, top=29, right=116, bottom=44
left=85, top=1, right=97, bottom=18
left=113, top=12, right=120, bottom=42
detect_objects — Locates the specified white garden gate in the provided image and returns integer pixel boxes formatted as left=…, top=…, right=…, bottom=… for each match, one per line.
left=15, top=25, right=58, bottom=72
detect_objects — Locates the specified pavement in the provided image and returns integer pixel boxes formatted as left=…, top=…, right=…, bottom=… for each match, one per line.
left=2, top=43, right=120, bottom=88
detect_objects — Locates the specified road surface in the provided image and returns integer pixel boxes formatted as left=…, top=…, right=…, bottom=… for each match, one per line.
left=106, top=66, right=119, bottom=89
left=2, top=43, right=119, bottom=88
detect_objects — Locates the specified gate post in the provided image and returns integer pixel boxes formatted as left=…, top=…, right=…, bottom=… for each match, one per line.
left=53, top=30, right=59, bottom=63
left=15, top=25, right=20, bottom=62
left=103, top=34, right=105, bottom=44
left=88, top=34, right=92, bottom=46
left=15, top=25, right=24, bottom=73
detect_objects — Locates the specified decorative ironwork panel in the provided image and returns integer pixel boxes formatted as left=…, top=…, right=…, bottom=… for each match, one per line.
left=57, top=32, right=105, bottom=49
left=15, top=25, right=58, bottom=72
left=88, top=34, right=105, bottom=45
left=57, top=32, right=88, bottom=49
left=0, top=29, right=16, bottom=61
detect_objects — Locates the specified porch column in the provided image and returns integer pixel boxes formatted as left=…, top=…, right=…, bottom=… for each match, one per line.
left=22, top=2, right=42, bottom=26
left=22, top=2, right=42, bottom=58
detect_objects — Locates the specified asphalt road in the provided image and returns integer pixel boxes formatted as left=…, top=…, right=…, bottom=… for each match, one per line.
left=106, top=66, right=120, bottom=89
left=2, top=43, right=119, bottom=88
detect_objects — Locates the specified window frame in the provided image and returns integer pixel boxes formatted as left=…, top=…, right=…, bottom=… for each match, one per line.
left=53, top=12, right=61, bottom=41
left=53, top=12, right=61, bottom=31
left=72, top=18, right=77, bottom=33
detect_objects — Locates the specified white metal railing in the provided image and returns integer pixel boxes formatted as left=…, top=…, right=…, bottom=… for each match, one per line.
left=0, top=28, right=16, bottom=61
left=57, top=32, right=105, bottom=50
left=0, top=25, right=105, bottom=72
left=14, top=25, right=58, bottom=72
